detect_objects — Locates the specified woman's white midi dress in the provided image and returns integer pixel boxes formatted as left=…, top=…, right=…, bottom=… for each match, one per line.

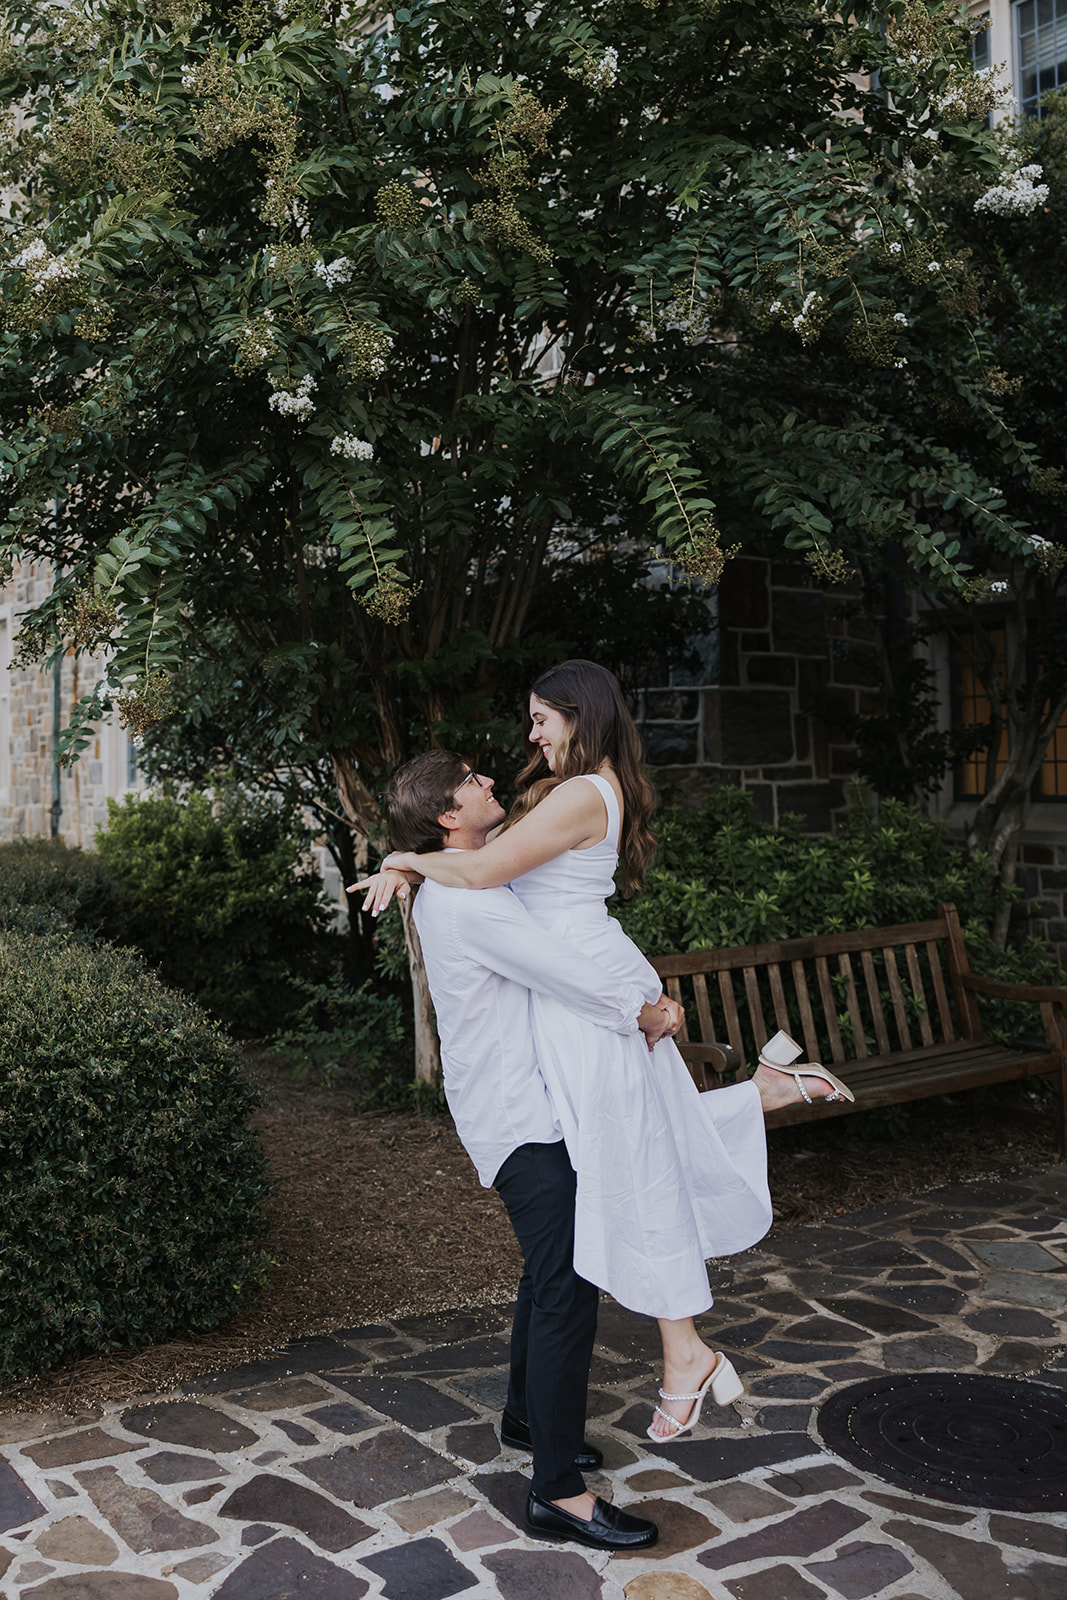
left=508, top=774, right=772, bottom=1321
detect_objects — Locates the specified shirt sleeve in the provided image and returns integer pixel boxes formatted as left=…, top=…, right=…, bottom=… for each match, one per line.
left=451, top=890, right=653, bottom=1034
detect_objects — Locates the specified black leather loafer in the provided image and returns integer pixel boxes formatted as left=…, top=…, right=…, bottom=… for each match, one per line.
left=500, top=1410, right=603, bottom=1470
left=526, top=1490, right=658, bottom=1551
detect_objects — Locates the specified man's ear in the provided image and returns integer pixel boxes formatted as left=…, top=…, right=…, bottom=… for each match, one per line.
left=437, top=808, right=462, bottom=835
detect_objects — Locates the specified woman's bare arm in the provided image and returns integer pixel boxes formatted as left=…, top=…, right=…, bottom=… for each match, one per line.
left=387, top=779, right=609, bottom=890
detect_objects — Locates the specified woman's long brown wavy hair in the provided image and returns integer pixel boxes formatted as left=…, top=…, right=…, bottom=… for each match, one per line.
left=505, top=659, right=657, bottom=894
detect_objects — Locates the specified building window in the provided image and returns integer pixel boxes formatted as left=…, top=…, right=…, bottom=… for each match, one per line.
left=953, top=627, right=1067, bottom=799
left=126, top=736, right=138, bottom=790
left=972, top=13, right=991, bottom=74
left=1016, top=0, right=1067, bottom=118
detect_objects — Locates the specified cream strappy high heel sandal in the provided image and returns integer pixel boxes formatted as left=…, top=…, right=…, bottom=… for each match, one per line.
left=757, top=1029, right=855, bottom=1105
left=647, top=1352, right=745, bottom=1441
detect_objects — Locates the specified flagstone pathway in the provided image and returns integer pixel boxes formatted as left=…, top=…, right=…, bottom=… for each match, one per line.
left=1, top=1166, right=1066, bottom=1600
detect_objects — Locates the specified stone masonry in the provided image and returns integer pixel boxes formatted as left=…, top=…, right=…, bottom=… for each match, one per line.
left=636, top=559, right=878, bottom=834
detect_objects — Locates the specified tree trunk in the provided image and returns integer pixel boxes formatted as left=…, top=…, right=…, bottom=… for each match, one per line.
left=330, top=749, right=443, bottom=1086
left=399, top=891, right=440, bottom=1087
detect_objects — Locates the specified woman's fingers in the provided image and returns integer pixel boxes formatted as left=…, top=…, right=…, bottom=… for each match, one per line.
left=345, top=871, right=409, bottom=916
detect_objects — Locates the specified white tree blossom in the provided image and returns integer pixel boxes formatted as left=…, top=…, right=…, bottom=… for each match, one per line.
left=974, top=163, right=1049, bottom=217
left=331, top=433, right=374, bottom=460
left=268, top=374, right=317, bottom=418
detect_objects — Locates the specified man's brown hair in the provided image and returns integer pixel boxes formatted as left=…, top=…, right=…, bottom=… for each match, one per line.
left=385, top=749, right=468, bottom=853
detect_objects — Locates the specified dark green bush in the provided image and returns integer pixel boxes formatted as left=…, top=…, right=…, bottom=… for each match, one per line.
left=0, top=837, right=126, bottom=940
left=0, top=926, right=271, bottom=1380
left=96, top=783, right=333, bottom=1034
left=270, top=972, right=427, bottom=1109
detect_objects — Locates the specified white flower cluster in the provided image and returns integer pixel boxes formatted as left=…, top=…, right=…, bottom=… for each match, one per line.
left=792, top=290, right=822, bottom=334
left=268, top=374, right=317, bottom=419
left=888, top=241, right=903, bottom=255
left=331, top=434, right=374, bottom=460
left=180, top=65, right=197, bottom=90
left=974, top=163, right=1049, bottom=217
left=892, top=312, right=908, bottom=326
left=989, top=579, right=1010, bottom=594
left=566, top=44, right=618, bottom=92
left=9, top=237, right=79, bottom=294
left=314, top=256, right=356, bottom=289
left=927, top=260, right=940, bottom=274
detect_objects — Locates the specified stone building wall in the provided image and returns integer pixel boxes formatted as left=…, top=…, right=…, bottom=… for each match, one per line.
left=636, top=557, right=877, bottom=832
left=1017, top=845, right=1067, bottom=969
left=0, top=562, right=143, bottom=846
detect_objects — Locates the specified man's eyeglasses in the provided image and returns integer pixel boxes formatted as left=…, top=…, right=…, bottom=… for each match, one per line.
left=453, top=767, right=480, bottom=799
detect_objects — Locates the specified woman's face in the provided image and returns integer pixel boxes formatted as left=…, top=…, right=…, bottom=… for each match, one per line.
left=528, top=694, right=572, bottom=772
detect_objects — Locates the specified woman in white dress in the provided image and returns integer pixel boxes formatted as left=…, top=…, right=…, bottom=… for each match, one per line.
left=361, top=660, right=850, bottom=1438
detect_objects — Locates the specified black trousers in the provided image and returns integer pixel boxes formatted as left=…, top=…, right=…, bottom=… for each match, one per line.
left=493, top=1138, right=599, bottom=1501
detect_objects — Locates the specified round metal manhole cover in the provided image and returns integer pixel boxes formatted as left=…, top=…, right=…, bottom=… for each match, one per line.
left=816, top=1374, right=1067, bottom=1512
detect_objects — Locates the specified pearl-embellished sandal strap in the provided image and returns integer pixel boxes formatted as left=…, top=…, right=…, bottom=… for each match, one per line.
left=658, top=1387, right=702, bottom=1402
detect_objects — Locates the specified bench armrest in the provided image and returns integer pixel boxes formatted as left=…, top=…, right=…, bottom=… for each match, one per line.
left=961, top=973, right=1067, bottom=1005
left=707, top=1040, right=742, bottom=1078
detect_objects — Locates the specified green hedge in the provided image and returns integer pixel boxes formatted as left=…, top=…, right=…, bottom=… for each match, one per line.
left=96, top=784, right=332, bottom=1034
left=0, top=837, right=125, bottom=940
left=616, top=789, right=1061, bottom=1048
left=0, top=926, right=271, bottom=1380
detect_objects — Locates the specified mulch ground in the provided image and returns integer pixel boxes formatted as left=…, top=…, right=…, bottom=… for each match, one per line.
left=1, top=1056, right=1058, bottom=1416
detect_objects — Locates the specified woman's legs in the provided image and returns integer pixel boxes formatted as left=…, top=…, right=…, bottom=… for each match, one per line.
left=650, top=1317, right=721, bottom=1438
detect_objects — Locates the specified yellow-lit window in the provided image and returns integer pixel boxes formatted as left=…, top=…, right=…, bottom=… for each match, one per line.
left=955, top=628, right=1009, bottom=798
left=1039, top=712, right=1067, bottom=797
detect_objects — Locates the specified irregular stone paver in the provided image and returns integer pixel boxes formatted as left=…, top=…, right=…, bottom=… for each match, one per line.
left=613, top=1498, right=719, bottom=1559
left=804, top=1538, right=914, bottom=1597
left=698, top=1503, right=871, bottom=1569
left=0, top=1549, right=12, bottom=1580
left=982, top=1269, right=1067, bottom=1309
left=622, top=1576, right=716, bottom=1600
left=165, top=1553, right=229, bottom=1583
left=696, top=1481, right=793, bottom=1523
left=210, top=1535, right=368, bottom=1599
left=35, top=1515, right=119, bottom=1564
left=883, top=1517, right=1045, bottom=1600
left=989, top=1512, right=1067, bottom=1557
left=749, top=1374, right=827, bottom=1398
left=648, top=1428, right=820, bottom=1479
left=969, top=1240, right=1063, bottom=1272
left=23, top=1430, right=141, bottom=1469
left=74, top=1466, right=217, bottom=1554
left=225, top=1377, right=331, bottom=1411
left=325, top=1373, right=477, bottom=1430
left=627, top=1469, right=694, bottom=1491
left=0, top=1412, right=79, bottom=1446
left=21, top=1576, right=179, bottom=1599
left=184, top=1338, right=358, bottom=1395
left=304, top=1402, right=379, bottom=1435
left=139, top=1451, right=225, bottom=1485
left=120, top=1403, right=258, bottom=1452
left=882, top=1332, right=977, bottom=1368
left=722, top=1565, right=826, bottom=1599
left=483, top=1546, right=605, bottom=1599
left=859, top=1489, right=975, bottom=1525
left=379, top=1334, right=512, bottom=1373
left=818, top=1298, right=934, bottom=1335
left=361, top=1535, right=479, bottom=1598
left=182, top=1482, right=225, bottom=1505
left=0, top=1457, right=47, bottom=1529
left=298, top=1431, right=455, bottom=1507
left=272, top=1419, right=317, bottom=1446
left=477, top=1469, right=532, bottom=1530
left=218, top=1472, right=373, bottom=1551
left=965, top=1306, right=1059, bottom=1335
left=764, top=1464, right=863, bottom=1496
left=445, top=1421, right=502, bottom=1463
left=239, top=1523, right=274, bottom=1544
left=46, top=1478, right=78, bottom=1498
left=386, top=1486, right=473, bottom=1534
left=449, top=1508, right=519, bottom=1549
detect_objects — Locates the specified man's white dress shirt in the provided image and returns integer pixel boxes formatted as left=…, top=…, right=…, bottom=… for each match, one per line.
left=413, top=875, right=660, bottom=1187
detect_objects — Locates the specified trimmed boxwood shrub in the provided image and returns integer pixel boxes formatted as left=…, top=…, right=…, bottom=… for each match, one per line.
left=96, top=784, right=333, bottom=1034
left=0, top=926, right=271, bottom=1380
left=0, top=837, right=126, bottom=940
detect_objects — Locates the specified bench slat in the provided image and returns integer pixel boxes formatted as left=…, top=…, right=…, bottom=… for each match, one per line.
left=665, top=976, right=690, bottom=1043
left=768, top=962, right=792, bottom=1035
left=839, top=951, right=868, bottom=1060
left=861, top=949, right=891, bottom=1055
left=883, top=946, right=913, bottom=1051
left=650, top=916, right=952, bottom=978
left=718, top=969, right=744, bottom=1056
left=815, top=956, right=845, bottom=1063
left=905, top=942, right=934, bottom=1048
left=693, top=972, right=714, bottom=1044
left=925, top=939, right=955, bottom=1042
left=792, top=959, right=821, bottom=1061
left=743, top=966, right=768, bottom=1049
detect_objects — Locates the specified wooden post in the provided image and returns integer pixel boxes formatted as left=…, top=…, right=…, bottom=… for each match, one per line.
left=400, top=891, right=441, bottom=1088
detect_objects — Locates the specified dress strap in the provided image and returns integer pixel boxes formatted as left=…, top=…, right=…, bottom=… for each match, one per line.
left=575, top=772, right=621, bottom=854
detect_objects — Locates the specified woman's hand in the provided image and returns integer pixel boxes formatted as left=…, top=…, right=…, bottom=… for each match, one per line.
left=637, top=994, right=685, bottom=1051
left=346, top=865, right=420, bottom=918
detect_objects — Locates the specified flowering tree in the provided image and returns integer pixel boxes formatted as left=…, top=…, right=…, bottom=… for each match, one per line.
left=1, top=0, right=1059, bottom=1060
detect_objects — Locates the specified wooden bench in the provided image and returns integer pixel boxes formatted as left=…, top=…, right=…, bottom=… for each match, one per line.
left=651, top=902, right=1067, bottom=1149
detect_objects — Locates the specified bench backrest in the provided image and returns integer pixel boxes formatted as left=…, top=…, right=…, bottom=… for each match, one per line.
left=651, top=902, right=977, bottom=1077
